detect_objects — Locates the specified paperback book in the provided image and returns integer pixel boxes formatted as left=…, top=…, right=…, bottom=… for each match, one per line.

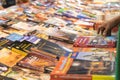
left=8, top=40, right=33, bottom=53
left=6, top=66, right=42, bottom=80
left=0, top=38, right=13, bottom=50
left=0, top=48, right=27, bottom=67
left=19, top=35, right=41, bottom=44
left=0, top=63, right=11, bottom=76
left=51, top=48, right=116, bottom=80
left=31, top=38, right=72, bottom=59
left=73, top=36, right=116, bottom=48
left=6, top=33, right=23, bottom=41
left=18, top=53, right=56, bottom=72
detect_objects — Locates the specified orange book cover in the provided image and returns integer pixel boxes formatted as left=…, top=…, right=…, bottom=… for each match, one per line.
left=51, top=57, right=92, bottom=80
left=0, top=48, right=27, bottom=67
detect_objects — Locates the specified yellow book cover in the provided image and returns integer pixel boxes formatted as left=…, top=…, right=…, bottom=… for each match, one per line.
left=0, top=48, right=27, bottom=67
left=92, top=75, right=115, bottom=80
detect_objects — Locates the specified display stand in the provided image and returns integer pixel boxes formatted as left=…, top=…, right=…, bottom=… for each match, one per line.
left=116, top=25, right=120, bottom=80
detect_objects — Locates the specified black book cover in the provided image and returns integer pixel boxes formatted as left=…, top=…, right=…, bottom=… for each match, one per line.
left=1, top=0, right=16, bottom=8
left=31, top=38, right=72, bottom=58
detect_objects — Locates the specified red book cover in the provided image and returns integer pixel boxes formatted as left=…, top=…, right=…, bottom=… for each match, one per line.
left=73, top=36, right=116, bottom=48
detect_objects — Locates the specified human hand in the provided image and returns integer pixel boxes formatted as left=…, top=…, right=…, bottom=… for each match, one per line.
left=97, top=15, right=120, bottom=36
left=97, top=21, right=112, bottom=36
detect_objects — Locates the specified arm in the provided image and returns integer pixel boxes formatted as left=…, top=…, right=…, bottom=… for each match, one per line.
left=97, top=15, right=120, bottom=36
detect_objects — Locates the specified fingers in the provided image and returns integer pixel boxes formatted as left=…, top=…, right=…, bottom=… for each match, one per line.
left=97, top=26, right=105, bottom=35
left=103, top=29, right=111, bottom=36
left=97, top=25, right=112, bottom=36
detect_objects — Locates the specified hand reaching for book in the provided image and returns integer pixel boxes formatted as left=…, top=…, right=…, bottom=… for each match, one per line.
left=97, top=15, right=120, bottom=36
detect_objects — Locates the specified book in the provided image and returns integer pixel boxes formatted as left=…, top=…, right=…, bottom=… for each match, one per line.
left=11, top=22, right=38, bottom=31
left=18, top=53, right=56, bottom=72
left=31, top=38, right=72, bottom=59
left=6, top=33, right=23, bottom=41
left=48, top=27, right=77, bottom=44
left=0, top=31, right=9, bottom=38
left=1, top=0, right=16, bottom=8
left=6, top=66, right=42, bottom=80
left=0, top=48, right=27, bottom=67
left=2, top=28, right=28, bottom=35
left=73, top=36, right=116, bottom=48
left=51, top=57, right=92, bottom=80
left=26, top=30, right=48, bottom=40
left=51, top=48, right=116, bottom=80
left=7, top=40, right=33, bottom=53
left=19, top=35, right=41, bottom=44
left=0, top=63, right=11, bottom=76
left=0, top=38, right=13, bottom=50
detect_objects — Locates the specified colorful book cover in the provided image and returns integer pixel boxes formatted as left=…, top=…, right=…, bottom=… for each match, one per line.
left=18, top=53, right=56, bottom=72
left=71, top=48, right=116, bottom=61
left=6, top=66, right=42, bottom=80
left=48, top=27, right=77, bottom=44
left=19, top=35, right=41, bottom=44
left=26, top=30, right=48, bottom=40
left=6, top=33, right=23, bottom=41
left=0, top=48, right=27, bottom=67
left=73, top=36, right=116, bottom=48
left=2, top=28, right=28, bottom=35
left=0, top=38, right=13, bottom=50
left=11, top=22, right=37, bottom=31
left=31, top=38, right=72, bottom=58
left=51, top=57, right=92, bottom=80
left=51, top=48, right=115, bottom=80
left=8, top=40, right=33, bottom=53
left=0, top=63, right=11, bottom=76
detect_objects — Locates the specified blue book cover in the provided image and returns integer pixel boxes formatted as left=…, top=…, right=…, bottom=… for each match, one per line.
left=6, top=33, right=23, bottom=41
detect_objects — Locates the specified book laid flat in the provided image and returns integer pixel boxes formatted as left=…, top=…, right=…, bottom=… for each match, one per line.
left=6, top=66, right=42, bottom=80
left=0, top=63, right=11, bottom=76
left=74, top=36, right=116, bottom=48
left=48, top=27, right=77, bottom=44
left=0, top=38, right=13, bottom=50
left=0, top=48, right=27, bottom=67
left=6, top=33, right=23, bottom=41
left=8, top=40, right=33, bottom=53
left=31, top=38, right=72, bottom=59
left=51, top=48, right=116, bottom=80
left=18, top=53, right=56, bottom=72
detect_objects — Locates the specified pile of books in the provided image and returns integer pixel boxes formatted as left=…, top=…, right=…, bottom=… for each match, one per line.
left=0, top=0, right=118, bottom=80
